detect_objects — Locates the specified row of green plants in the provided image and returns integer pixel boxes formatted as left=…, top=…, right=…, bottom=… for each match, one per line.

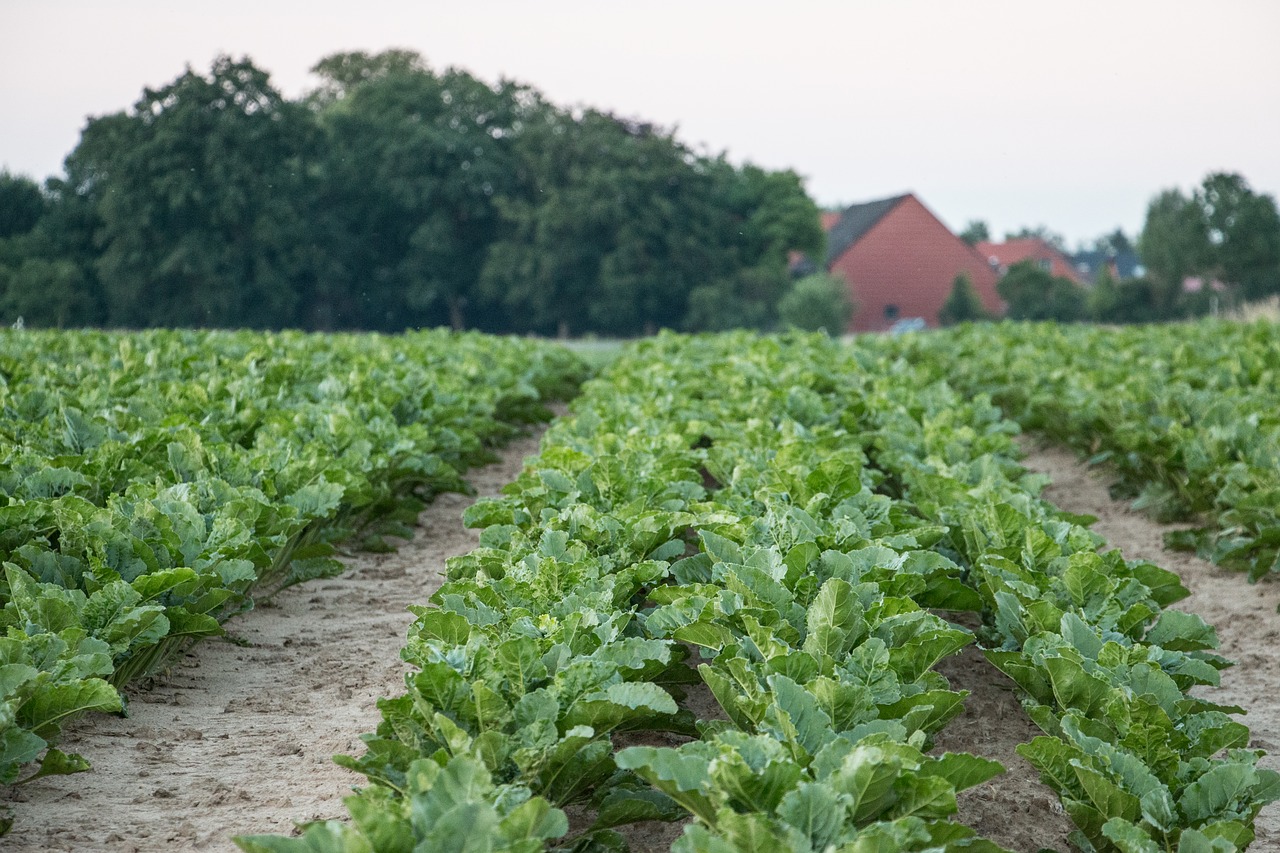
left=878, top=321, right=1280, bottom=581
left=238, top=332, right=1007, bottom=852
left=239, top=332, right=1275, bottom=852
left=852, top=353, right=1277, bottom=851
left=0, top=328, right=587, bottom=823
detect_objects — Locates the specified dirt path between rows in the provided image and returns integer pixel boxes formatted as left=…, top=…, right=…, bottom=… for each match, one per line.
left=933, top=625, right=1076, bottom=851
left=2, top=429, right=546, bottom=853
left=1020, top=439, right=1280, bottom=849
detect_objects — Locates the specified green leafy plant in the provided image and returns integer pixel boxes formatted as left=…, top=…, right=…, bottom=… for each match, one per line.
left=0, top=327, right=586, bottom=822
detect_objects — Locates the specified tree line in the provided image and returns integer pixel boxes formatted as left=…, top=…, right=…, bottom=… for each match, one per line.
left=0, top=51, right=824, bottom=334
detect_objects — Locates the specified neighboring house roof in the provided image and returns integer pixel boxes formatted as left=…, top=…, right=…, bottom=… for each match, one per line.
left=977, top=238, right=1087, bottom=285
left=825, top=194, right=911, bottom=267
left=1070, top=248, right=1145, bottom=281
left=820, top=210, right=843, bottom=231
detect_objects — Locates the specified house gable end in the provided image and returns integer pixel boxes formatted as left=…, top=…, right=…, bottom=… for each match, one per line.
left=829, top=194, right=1002, bottom=332
left=824, top=194, right=910, bottom=267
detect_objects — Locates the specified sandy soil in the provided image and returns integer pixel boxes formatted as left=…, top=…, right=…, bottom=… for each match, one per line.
left=1021, top=439, right=1280, bottom=849
left=934, top=622, right=1076, bottom=852
left=1, top=429, right=546, bottom=852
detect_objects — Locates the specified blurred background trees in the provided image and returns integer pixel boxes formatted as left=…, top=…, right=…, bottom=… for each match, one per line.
left=1135, top=172, right=1280, bottom=319
left=0, top=51, right=823, bottom=334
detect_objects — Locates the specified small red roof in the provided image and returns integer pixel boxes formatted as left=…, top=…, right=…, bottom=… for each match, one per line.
left=820, top=210, right=843, bottom=231
left=976, top=238, right=1086, bottom=285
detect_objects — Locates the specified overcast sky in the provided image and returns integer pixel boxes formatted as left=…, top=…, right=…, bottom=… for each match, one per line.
left=3, top=0, right=1277, bottom=247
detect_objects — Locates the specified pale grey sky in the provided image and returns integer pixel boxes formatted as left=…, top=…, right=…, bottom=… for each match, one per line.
left=3, top=0, right=1277, bottom=247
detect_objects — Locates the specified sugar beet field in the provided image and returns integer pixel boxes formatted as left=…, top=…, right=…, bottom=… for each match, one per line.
left=3, top=323, right=1280, bottom=852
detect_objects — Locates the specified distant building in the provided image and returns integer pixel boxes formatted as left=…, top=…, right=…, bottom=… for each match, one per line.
left=978, top=238, right=1087, bottom=285
left=1070, top=248, right=1145, bottom=282
left=818, top=193, right=1003, bottom=332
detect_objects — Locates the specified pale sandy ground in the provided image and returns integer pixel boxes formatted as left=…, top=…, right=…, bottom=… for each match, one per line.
left=1, top=429, right=546, bottom=852
left=1020, top=439, right=1280, bottom=851
left=5, top=434, right=1277, bottom=853
left=933, top=623, right=1077, bottom=852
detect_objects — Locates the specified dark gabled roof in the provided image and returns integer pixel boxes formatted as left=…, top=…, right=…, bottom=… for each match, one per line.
left=825, top=194, right=910, bottom=266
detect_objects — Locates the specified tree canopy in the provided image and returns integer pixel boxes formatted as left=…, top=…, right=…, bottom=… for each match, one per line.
left=0, top=172, right=47, bottom=240
left=68, top=56, right=319, bottom=329
left=996, top=260, right=1087, bottom=322
left=1138, top=172, right=1280, bottom=310
left=1003, top=225, right=1068, bottom=252
left=10, top=52, right=1276, bottom=333
left=0, top=51, right=822, bottom=335
left=958, top=220, right=990, bottom=246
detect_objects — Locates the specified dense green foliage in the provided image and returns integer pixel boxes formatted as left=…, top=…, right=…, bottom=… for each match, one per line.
left=1140, top=174, right=1280, bottom=311
left=73, top=58, right=317, bottom=328
left=0, top=173, right=47, bottom=241
left=238, top=332, right=1274, bottom=852
left=0, top=328, right=585, bottom=821
left=957, top=221, right=990, bottom=247
left=0, top=52, right=822, bottom=335
left=938, top=274, right=989, bottom=326
left=777, top=273, right=855, bottom=334
left=884, top=320, right=1280, bottom=584
left=996, top=261, right=1088, bottom=323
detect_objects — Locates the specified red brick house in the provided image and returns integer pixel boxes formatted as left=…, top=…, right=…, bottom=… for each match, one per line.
left=823, top=194, right=1003, bottom=332
left=977, top=237, right=1087, bottom=285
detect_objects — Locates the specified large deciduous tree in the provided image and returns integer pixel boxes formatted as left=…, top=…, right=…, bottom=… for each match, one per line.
left=310, top=52, right=524, bottom=330
left=1138, top=188, right=1212, bottom=314
left=1196, top=172, right=1280, bottom=300
left=68, top=56, right=316, bottom=328
left=0, top=171, right=106, bottom=327
left=480, top=107, right=656, bottom=337
left=683, top=161, right=824, bottom=331
left=481, top=109, right=822, bottom=336
left=1139, top=172, right=1280, bottom=310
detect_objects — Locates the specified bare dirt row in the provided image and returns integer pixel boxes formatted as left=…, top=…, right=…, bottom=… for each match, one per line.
left=5, top=432, right=1278, bottom=852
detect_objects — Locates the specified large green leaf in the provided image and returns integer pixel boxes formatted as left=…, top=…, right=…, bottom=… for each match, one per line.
left=615, top=746, right=717, bottom=825
left=17, top=678, right=122, bottom=738
left=803, top=578, right=864, bottom=661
